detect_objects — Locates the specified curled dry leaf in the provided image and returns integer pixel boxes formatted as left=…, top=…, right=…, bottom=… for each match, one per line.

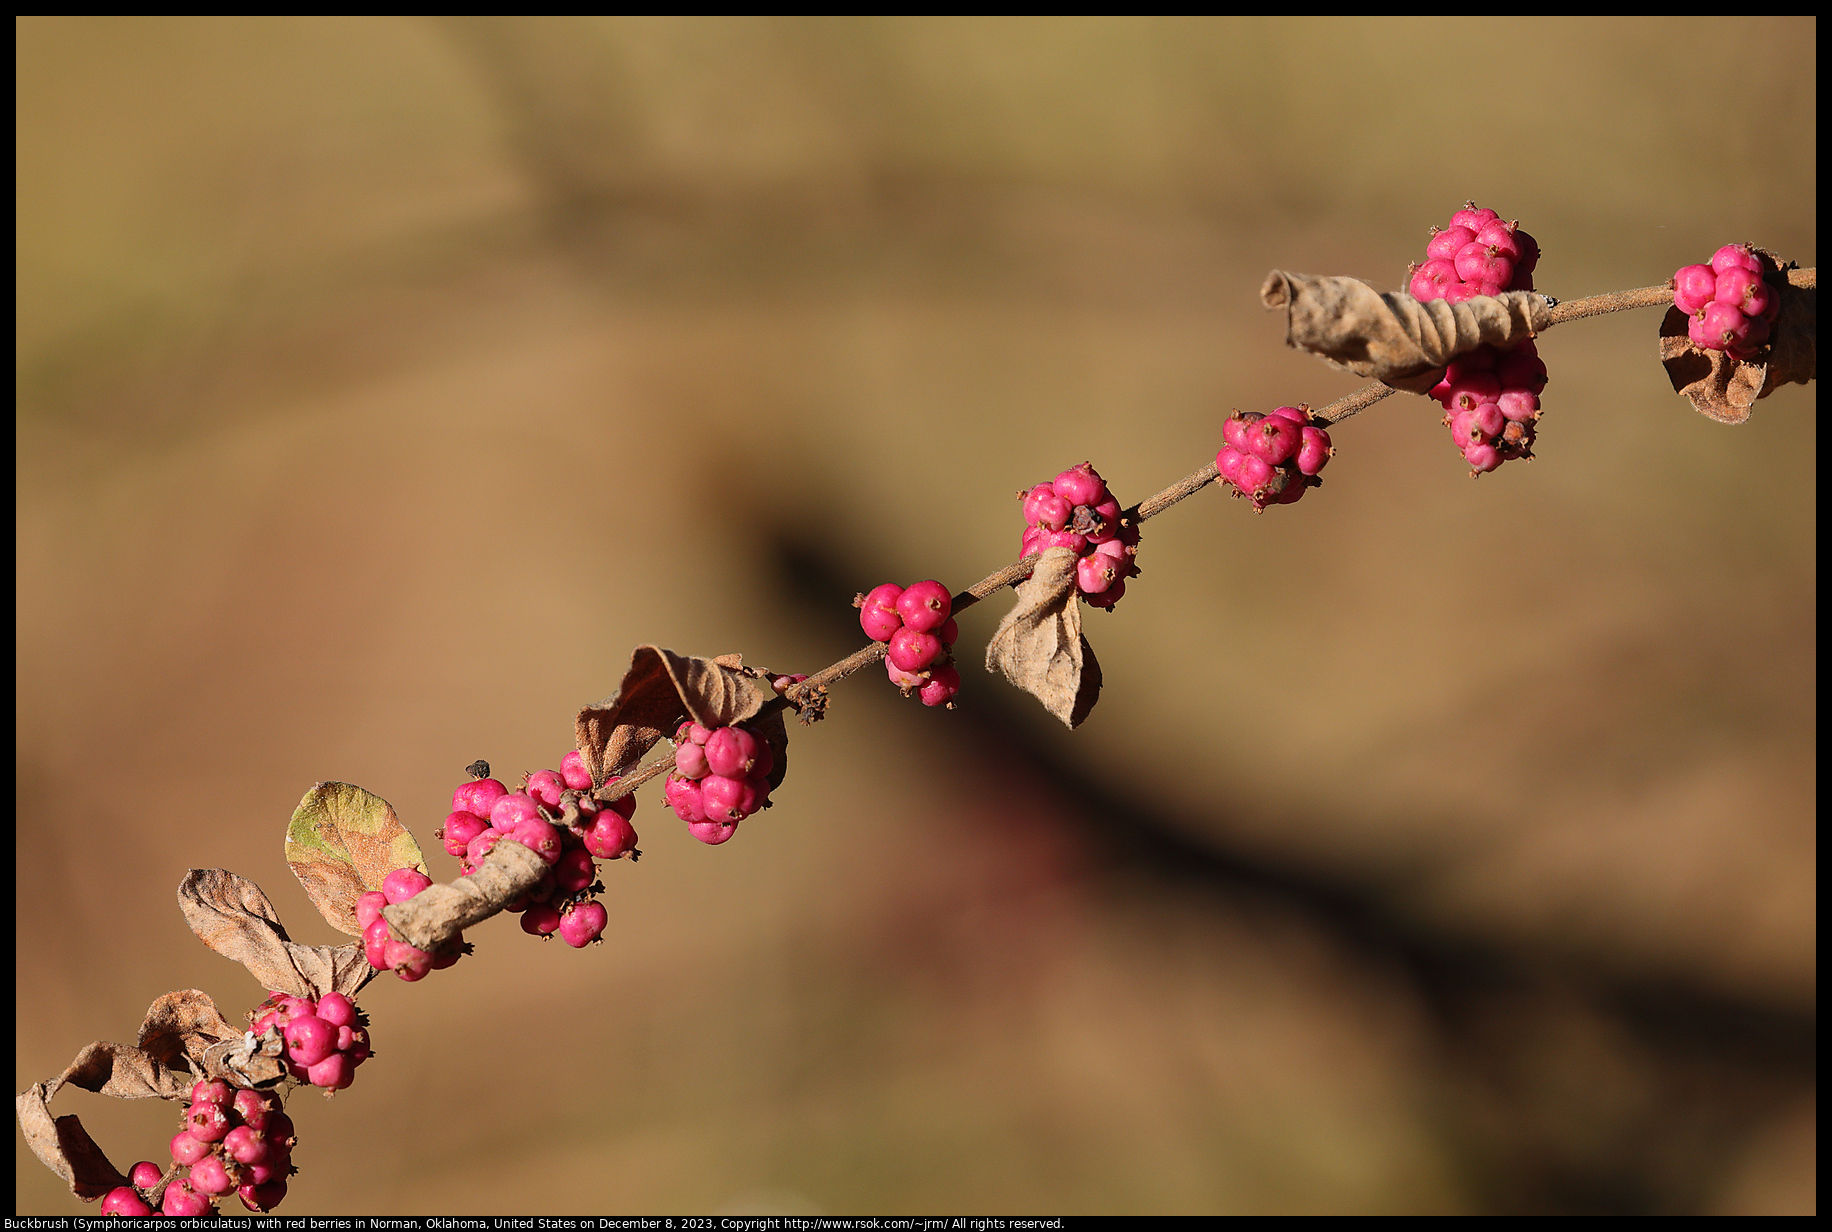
left=285, top=781, right=427, bottom=936
left=381, top=835, right=545, bottom=953
left=1659, top=261, right=1815, bottom=424
left=15, top=990, right=239, bottom=1200
left=178, top=868, right=374, bottom=1002
left=1261, top=271, right=1553, bottom=393
left=575, top=646, right=783, bottom=789
left=984, top=546, right=1103, bottom=729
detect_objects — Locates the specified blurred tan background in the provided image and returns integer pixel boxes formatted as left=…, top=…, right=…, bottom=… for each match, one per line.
left=15, top=16, right=1814, bottom=1215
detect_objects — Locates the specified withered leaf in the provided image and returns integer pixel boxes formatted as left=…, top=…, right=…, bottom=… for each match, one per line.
left=178, top=868, right=375, bottom=1001
left=575, top=647, right=780, bottom=787
left=1659, top=262, right=1815, bottom=423
left=285, top=781, right=426, bottom=936
left=15, top=990, right=239, bottom=1201
left=1262, top=271, right=1553, bottom=392
left=984, top=546, right=1103, bottom=728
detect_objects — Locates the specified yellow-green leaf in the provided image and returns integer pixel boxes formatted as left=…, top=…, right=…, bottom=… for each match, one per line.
left=284, top=782, right=425, bottom=937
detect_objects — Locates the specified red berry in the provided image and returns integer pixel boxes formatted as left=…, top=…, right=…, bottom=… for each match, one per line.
left=283, top=1015, right=337, bottom=1068
left=887, top=626, right=944, bottom=674
left=526, top=769, right=567, bottom=811
left=1672, top=263, right=1718, bottom=315
left=101, top=1186, right=154, bottom=1215
left=381, top=868, right=432, bottom=905
left=584, top=811, right=639, bottom=860
left=1426, top=224, right=1476, bottom=262
left=558, top=900, right=609, bottom=948
left=129, top=1159, right=164, bottom=1189
left=489, top=792, right=541, bottom=833
left=688, top=818, right=739, bottom=845
left=452, top=778, right=507, bottom=819
left=895, top=580, right=952, bottom=632
left=703, top=726, right=761, bottom=778
left=1051, top=461, right=1108, bottom=508
left=442, top=811, right=488, bottom=858
left=857, top=582, right=905, bottom=641
left=161, top=1178, right=212, bottom=1215
left=224, top=1125, right=269, bottom=1165
left=170, top=1130, right=211, bottom=1166
left=521, top=901, right=562, bottom=936
left=1709, top=243, right=1760, bottom=275
left=239, top=1179, right=288, bottom=1212
left=560, top=750, right=594, bottom=791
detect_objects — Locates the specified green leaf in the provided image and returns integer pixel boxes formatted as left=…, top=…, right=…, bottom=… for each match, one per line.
left=284, top=782, right=425, bottom=937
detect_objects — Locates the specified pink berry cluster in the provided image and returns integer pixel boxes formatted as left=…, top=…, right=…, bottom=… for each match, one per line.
left=252, top=990, right=372, bottom=1091
left=99, top=1079, right=297, bottom=1214
left=1673, top=244, right=1779, bottom=361
left=358, top=867, right=466, bottom=979
left=1016, top=462, right=1139, bottom=608
left=1410, top=203, right=1549, bottom=475
left=1216, top=405, right=1333, bottom=509
left=856, top=579, right=962, bottom=706
left=430, top=752, right=634, bottom=950
left=664, top=720, right=776, bottom=845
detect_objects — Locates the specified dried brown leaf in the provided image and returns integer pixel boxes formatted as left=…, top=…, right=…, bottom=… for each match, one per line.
left=1659, top=260, right=1815, bottom=423
left=178, top=868, right=374, bottom=1001
left=984, top=546, right=1103, bottom=728
left=1262, top=271, right=1553, bottom=393
left=285, top=781, right=427, bottom=936
left=16, top=1082, right=128, bottom=1200
left=575, top=646, right=780, bottom=787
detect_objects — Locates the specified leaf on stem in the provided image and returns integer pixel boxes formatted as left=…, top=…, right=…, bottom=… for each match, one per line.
left=984, top=546, right=1103, bottom=728
left=1261, top=271, right=1553, bottom=392
left=575, top=647, right=781, bottom=787
left=178, top=868, right=373, bottom=1000
left=284, top=781, right=427, bottom=937
left=1659, top=260, right=1815, bottom=424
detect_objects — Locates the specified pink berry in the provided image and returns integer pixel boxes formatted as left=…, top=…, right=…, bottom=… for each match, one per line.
left=700, top=773, right=756, bottom=822
left=238, top=1179, right=288, bottom=1212
left=600, top=775, right=637, bottom=822
left=886, top=659, right=927, bottom=690
left=1474, top=219, right=1522, bottom=261
left=857, top=582, right=905, bottom=642
left=1051, top=461, right=1107, bottom=508
left=184, top=1102, right=231, bottom=1144
left=1464, top=441, right=1502, bottom=473
left=1027, top=488, right=1072, bottom=531
left=189, top=1155, right=234, bottom=1197
left=1497, top=389, right=1540, bottom=423
left=526, top=769, right=567, bottom=810
left=554, top=846, right=597, bottom=895
left=452, top=777, right=507, bottom=819
left=340, top=1024, right=372, bottom=1064
left=674, top=740, right=709, bottom=780
left=560, top=750, right=594, bottom=791
left=1714, top=266, right=1774, bottom=319
left=1076, top=553, right=1117, bottom=595
left=102, top=1186, right=154, bottom=1215
left=664, top=774, right=706, bottom=823
left=703, top=725, right=761, bottom=778
left=190, top=1079, right=232, bottom=1107
left=1438, top=369, right=1500, bottom=412
left=919, top=664, right=962, bottom=708
left=283, top=1015, right=337, bottom=1068
left=383, top=937, right=433, bottom=981
left=1440, top=281, right=1482, bottom=305
left=1426, top=224, right=1476, bottom=262
left=1672, top=263, right=1718, bottom=315
left=1221, top=415, right=1252, bottom=454
left=511, top=817, right=565, bottom=864
left=381, top=868, right=432, bottom=905
left=464, top=828, right=502, bottom=870
left=887, top=626, right=944, bottom=674
left=1409, top=258, right=1459, bottom=301
left=1295, top=425, right=1332, bottom=476
left=1233, top=452, right=1274, bottom=496
left=489, top=792, right=541, bottom=833
left=688, top=818, right=738, bottom=845
left=232, top=1089, right=277, bottom=1130
left=521, top=901, right=561, bottom=936
left=355, top=890, right=390, bottom=931
left=1085, top=577, right=1126, bottom=608
left=224, top=1125, right=269, bottom=1166
left=129, top=1159, right=164, bottom=1188
left=1709, top=243, right=1760, bottom=275
left=1692, top=299, right=1748, bottom=350
left=558, top=900, right=609, bottom=948
left=1019, top=526, right=1047, bottom=558
left=1454, top=241, right=1514, bottom=288
left=895, top=580, right=952, bottom=632
left=584, top=811, right=639, bottom=860
left=442, top=811, right=488, bottom=858
left=1450, top=204, right=1500, bottom=235
left=307, top=1052, right=355, bottom=1089
left=170, top=1130, right=211, bottom=1166
left=162, top=1178, right=212, bottom=1216
left=363, top=916, right=392, bottom=969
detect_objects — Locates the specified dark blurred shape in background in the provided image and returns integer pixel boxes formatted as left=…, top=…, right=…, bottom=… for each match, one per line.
left=16, top=16, right=1814, bottom=1214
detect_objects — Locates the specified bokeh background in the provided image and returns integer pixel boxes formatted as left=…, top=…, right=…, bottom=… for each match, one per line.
left=16, top=16, right=1815, bottom=1215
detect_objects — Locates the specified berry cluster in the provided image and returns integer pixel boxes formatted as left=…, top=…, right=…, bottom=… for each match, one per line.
left=664, top=721, right=776, bottom=845
left=434, top=752, right=633, bottom=950
left=1016, top=462, right=1139, bottom=608
left=1216, top=406, right=1333, bottom=509
left=1673, top=244, right=1779, bottom=361
left=99, top=1080, right=297, bottom=1213
left=857, top=579, right=962, bottom=706
left=358, top=867, right=465, bottom=979
left=253, top=990, right=372, bottom=1091
left=1410, top=203, right=1549, bottom=475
